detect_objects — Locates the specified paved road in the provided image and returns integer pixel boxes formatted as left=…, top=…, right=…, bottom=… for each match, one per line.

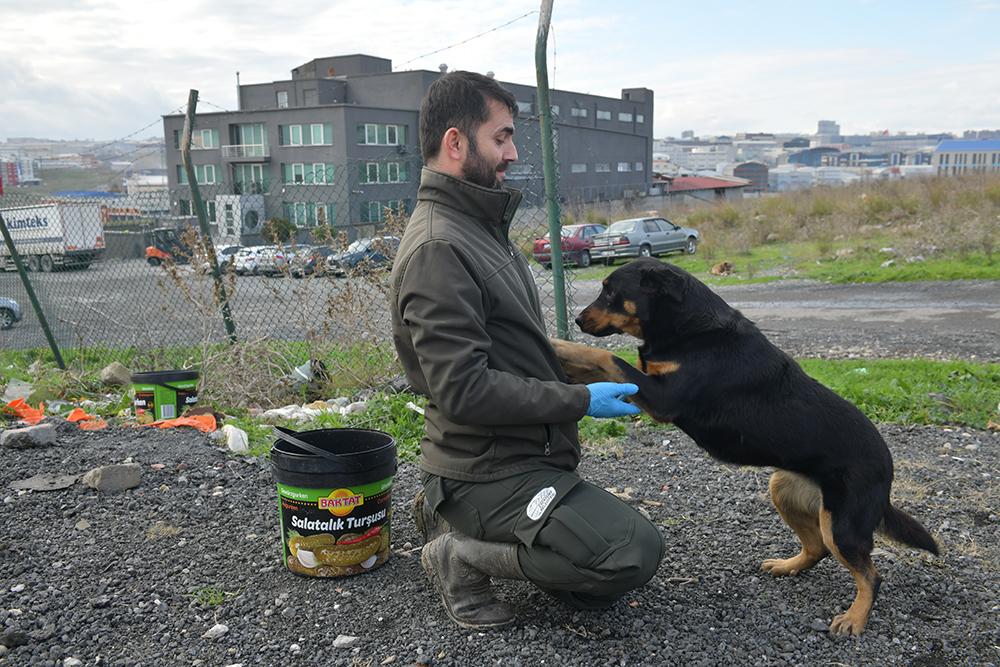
left=566, top=277, right=1000, bottom=362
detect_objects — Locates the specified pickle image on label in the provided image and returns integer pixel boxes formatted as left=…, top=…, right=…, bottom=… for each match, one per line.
left=277, top=476, right=392, bottom=578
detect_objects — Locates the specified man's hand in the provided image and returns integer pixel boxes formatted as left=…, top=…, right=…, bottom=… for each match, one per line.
left=586, top=382, right=642, bottom=418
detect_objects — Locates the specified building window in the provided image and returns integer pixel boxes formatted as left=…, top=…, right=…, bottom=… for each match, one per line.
left=361, top=161, right=408, bottom=184
left=279, top=124, right=332, bottom=146
left=232, top=164, right=269, bottom=194
left=283, top=163, right=336, bottom=184
left=596, top=110, right=612, bottom=121
left=358, top=124, right=407, bottom=146
left=636, top=114, right=644, bottom=123
left=618, top=112, right=633, bottom=122
left=550, top=105, right=559, bottom=116
left=595, top=163, right=611, bottom=173
left=571, top=163, right=587, bottom=173
left=517, top=101, right=533, bottom=114
left=360, top=199, right=411, bottom=223
left=277, top=91, right=288, bottom=108
left=617, top=162, right=631, bottom=172
left=173, top=129, right=219, bottom=150
left=571, top=108, right=588, bottom=118
left=176, top=164, right=218, bottom=185
left=635, top=162, right=644, bottom=172
left=284, top=202, right=335, bottom=227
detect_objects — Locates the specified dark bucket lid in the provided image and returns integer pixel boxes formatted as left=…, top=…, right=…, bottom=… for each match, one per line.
left=131, top=369, right=200, bottom=383
left=271, top=427, right=396, bottom=475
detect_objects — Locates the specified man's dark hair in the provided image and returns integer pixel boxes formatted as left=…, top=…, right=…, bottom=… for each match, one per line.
left=419, top=71, right=519, bottom=162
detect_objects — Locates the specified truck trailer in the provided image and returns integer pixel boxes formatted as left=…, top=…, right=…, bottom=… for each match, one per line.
left=0, top=202, right=105, bottom=271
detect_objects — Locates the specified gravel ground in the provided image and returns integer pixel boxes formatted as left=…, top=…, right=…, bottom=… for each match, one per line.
left=2, top=319, right=999, bottom=666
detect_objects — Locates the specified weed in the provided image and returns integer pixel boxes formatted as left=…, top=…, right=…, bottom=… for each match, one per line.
left=185, top=586, right=242, bottom=606
left=146, top=523, right=180, bottom=540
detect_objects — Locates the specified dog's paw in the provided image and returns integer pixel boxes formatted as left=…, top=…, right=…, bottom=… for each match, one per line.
left=761, top=557, right=801, bottom=577
left=829, top=611, right=868, bottom=636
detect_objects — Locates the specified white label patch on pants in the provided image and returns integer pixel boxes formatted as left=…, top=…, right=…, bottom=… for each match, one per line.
left=526, top=486, right=557, bottom=521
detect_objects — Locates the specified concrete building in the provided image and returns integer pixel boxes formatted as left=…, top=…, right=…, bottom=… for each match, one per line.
left=162, top=54, right=653, bottom=245
left=723, top=161, right=768, bottom=193
left=933, top=139, right=1000, bottom=176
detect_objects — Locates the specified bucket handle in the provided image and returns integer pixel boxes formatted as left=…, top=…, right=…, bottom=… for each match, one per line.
left=272, top=426, right=364, bottom=469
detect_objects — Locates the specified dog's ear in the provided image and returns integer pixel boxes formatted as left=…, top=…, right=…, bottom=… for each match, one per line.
left=639, top=264, right=683, bottom=301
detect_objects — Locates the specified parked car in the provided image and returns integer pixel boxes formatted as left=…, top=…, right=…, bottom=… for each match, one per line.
left=532, top=223, right=607, bottom=269
left=255, top=245, right=302, bottom=276
left=328, top=236, right=400, bottom=276
left=0, top=297, right=23, bottom=330
left=590, top=216, right=699, bottom=265
left=215, top=245, right=243, bottom=271
left=297, top=246, right=339, bottom=277
left=231, top=246, right=265, bottom=275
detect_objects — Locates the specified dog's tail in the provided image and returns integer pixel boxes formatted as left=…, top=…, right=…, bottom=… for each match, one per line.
left=878, top=504, right=939, bottom=555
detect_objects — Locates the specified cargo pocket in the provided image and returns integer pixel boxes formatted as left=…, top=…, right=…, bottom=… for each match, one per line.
left=511, top=472, right=583, bottom=548
left=423, top=474, right=485, bottom=539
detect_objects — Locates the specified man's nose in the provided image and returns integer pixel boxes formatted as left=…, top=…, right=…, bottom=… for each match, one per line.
left=505, top=142, right=518, bottom=163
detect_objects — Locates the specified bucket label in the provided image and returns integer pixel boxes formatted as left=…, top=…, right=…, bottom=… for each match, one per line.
left=278, top=477, right=392, bottom=578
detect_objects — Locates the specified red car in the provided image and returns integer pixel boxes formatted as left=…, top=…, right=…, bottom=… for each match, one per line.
left=532, top=223, right=607, bottom=269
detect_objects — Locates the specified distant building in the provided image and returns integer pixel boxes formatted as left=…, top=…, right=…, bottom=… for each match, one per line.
left=933, top=139, right=1000, bottom=176
left=162, top=54, right=654, bottom=245
left=724, top=161, right=768, bottom=193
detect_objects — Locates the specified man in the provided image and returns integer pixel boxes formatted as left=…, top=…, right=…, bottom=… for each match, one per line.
left=390, top=71, right=665, bottom=628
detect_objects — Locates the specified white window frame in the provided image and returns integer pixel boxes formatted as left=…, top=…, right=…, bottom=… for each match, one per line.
left=596, top=110, right=612, bottom=121
left=571, top=107, right=588, bottom=118
left=571, top=163, right=587, bottom=173
left=292, top=163, right=305, bottom=184
left=619, top=112, right=633, bottom=122
left=311, top=124, right=324, bottom=145
left=277, top=91, right=288, bottom=108
left=289, top=125, right=303, bottom=146
left=313, top=163, right=327, bottom=184
left=618, top=162, right=632, bottom=172
left=595, top=163, right=611, bottom=173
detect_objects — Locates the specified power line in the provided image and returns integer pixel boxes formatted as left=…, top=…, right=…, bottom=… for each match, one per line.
left=393, top=11, right=538, bottom=71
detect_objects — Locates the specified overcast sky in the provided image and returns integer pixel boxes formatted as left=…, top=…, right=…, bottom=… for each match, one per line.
left=2, top=0, right=998, bottom=143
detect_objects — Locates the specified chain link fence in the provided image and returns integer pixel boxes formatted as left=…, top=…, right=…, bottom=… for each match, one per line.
left=0, top=115, right=591, bottom=402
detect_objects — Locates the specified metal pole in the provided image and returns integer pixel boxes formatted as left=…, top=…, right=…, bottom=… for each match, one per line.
left=0, top=213, right=66, bottom=369
left=181, top=89, right=238, bottom=344
left=535, top=0, right=569, bottom=339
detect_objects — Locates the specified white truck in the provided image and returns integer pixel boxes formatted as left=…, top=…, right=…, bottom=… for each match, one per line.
left=0, top=202, right=105, bottom=271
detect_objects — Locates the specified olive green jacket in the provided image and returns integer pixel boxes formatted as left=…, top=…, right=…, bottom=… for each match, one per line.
left=390, top=168, right=591, bottom=482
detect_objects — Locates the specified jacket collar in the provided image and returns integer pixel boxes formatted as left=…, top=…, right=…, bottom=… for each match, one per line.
left=417, top=167, right=523, bottom=231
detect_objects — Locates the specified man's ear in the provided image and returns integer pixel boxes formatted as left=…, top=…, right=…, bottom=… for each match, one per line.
left=442, top=127, right=465, bottom=162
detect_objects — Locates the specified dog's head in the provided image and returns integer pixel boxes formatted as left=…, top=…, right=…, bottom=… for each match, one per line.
left=576, top=258, right=731, bottom=342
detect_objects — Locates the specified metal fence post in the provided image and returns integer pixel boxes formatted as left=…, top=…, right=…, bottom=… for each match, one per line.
left=0, top=213, right=65, bottom=369
left=181, top=89, right=238, bottom=344
left=536, top=0, right=569, bottom=339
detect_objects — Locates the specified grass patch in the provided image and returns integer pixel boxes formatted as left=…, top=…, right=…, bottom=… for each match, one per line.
left=185, top=586, right=242, bottom=607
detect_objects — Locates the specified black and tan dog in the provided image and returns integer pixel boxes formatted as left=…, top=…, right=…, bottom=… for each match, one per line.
left=551, top=258, right=938, bottom=635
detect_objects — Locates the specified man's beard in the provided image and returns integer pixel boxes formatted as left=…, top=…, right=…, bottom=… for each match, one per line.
left=462, top=139, right=508, bottom=190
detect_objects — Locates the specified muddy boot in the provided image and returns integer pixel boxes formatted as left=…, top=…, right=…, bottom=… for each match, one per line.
left=413, top=487, right=453, bottom=545
left=421, top=532, right=527, bottom=628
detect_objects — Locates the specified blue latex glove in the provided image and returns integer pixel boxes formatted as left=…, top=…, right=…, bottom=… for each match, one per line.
left=586, top=382, right=642, bottom=418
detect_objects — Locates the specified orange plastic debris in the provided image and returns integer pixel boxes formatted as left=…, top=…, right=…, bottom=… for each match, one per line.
left=78, top=418, right=109, bottom=430
left=66, top=407, right=96, bottom=423
left=6, top=398, right=45, bottom=424
left=144, top=414, right=217, bottom=433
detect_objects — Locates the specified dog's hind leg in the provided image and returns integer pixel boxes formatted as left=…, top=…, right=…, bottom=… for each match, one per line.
left=820, top=509, right=882, bottom=636
left=761, top=470, right=828, bottom=577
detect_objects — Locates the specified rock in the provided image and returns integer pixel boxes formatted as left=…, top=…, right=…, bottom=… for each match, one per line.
left=222, top=424, right=249, bottom=452
left=0, top=630, right=29, bottom=647
left=101, top=362, right=132, bottom=387
left=82, top=464, right=142, bottom=491
left=332, top=635, right=358, bottom=648
left=9, top=473, right=79, bottom=492
left=1, top=423, right=58, bottom=449
left=201, top=623, right=228, bottom=639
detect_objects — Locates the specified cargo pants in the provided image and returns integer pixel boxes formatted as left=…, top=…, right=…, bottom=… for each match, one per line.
left=421, top=469, right=666, bottom=609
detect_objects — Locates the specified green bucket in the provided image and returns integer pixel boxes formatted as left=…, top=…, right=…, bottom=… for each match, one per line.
left=131, top=370, right=199, bottom=421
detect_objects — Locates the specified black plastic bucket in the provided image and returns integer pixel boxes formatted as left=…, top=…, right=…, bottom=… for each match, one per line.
left=271, top=427, right=396, bottom=578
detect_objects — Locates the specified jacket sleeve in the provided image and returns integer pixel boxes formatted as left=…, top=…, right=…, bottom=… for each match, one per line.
left=395, top=238, right=590, bottom=427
